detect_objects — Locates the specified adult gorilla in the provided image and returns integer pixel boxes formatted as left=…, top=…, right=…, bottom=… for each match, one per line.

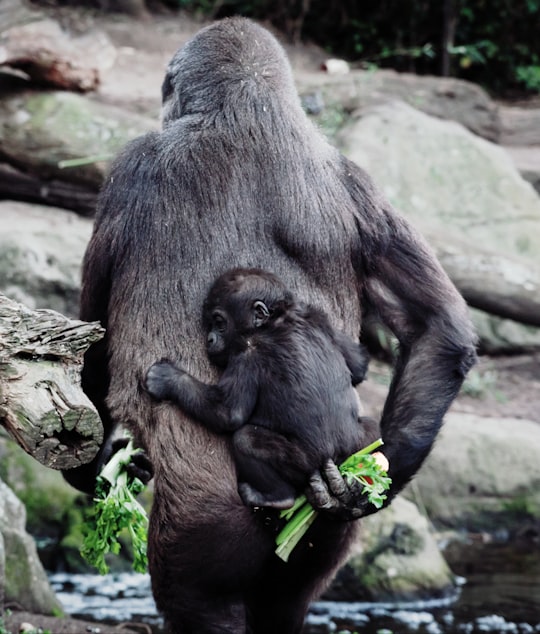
left=65, top=16, right=477, bottom=634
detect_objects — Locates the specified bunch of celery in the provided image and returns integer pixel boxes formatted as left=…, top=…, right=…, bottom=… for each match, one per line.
left=81, top=438, right=148, bottom=574
left=275, top=439, right=391, bottom=562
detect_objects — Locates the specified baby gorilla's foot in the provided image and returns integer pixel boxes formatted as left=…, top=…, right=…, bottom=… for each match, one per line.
left=238, top=482, right=295, bottom=510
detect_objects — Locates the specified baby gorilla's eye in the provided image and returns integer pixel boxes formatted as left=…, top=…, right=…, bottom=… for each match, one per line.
left=212, top=311, right=227, bottom=332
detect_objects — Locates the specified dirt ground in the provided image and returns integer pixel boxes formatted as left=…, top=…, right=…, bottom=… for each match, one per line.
left=2, top=609, right=146, bottom=634
left=452, top=353, right=540, bottom=423
left=362, top=353, right=540, bottom=425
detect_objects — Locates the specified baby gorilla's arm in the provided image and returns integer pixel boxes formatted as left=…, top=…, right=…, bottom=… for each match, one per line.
left=144, top=359, right=232, bottom=432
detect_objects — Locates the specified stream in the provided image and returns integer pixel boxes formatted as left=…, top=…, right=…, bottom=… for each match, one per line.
left=49, top=538, right=540, bottom=634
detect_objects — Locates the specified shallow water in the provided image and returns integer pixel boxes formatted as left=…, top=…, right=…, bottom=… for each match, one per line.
left=49, top=539, right=540, bottom=634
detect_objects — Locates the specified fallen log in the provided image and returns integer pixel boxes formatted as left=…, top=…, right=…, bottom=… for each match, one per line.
left=0, top=293, right=104, bottom=470
left=432, top=241, right=540, bottom=328
left=0, top=18, right=116, bottom=92
left=0, top=162, right=98, bottom=216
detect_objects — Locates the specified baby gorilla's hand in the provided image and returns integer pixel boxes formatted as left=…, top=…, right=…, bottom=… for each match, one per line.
left=144, top=358, right=184, bottom=402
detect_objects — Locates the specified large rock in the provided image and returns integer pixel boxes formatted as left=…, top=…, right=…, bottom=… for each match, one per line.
left=0, top=436, right=90, bottom=573
left=337, top=100, right=540, bottom=345
left=498, top=102, right=540, bottom=195
left=404, top=413, right=540, bottom=530
left=499, top=104, right=540, bottom=147
left=298, top=69, right=500, bottom=141
left=0, top=200, right=92, bottom=317
left=0, top=478, right=62, bottom=615
left=338, top=100, right=540, bottom=257
left=325, top=497, right=455, bottom=602
left=0, top=90, right=156, bottom=213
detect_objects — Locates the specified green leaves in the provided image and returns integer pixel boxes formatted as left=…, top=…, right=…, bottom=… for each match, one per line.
left=339, top=440, right=392, bottom=510
left=81, top=439, right=149, bottom=575
left=275, top=439, right=391, bottom=563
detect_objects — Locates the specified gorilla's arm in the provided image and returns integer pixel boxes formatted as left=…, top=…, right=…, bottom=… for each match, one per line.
left=363, top=219, right=476, bottom=490
left=62, top=221, right=116, bottom=493
left=62, top=138, right=158, bottom=494
left=309, top=161, right=477, bottom=518
left=332, top=331, right=369, bottom=386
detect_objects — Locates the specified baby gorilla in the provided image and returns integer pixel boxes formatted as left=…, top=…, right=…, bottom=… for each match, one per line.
left=145, top=268, right=377, bottom=509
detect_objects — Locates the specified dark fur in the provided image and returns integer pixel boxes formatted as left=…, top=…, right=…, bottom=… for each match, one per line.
left=145, top=268, right=376, bottom=509
left=64, top=16, right=477, bottom=634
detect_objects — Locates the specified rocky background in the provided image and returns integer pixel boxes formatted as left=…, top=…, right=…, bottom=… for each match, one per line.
left=0, top=1, right=539, bottom=630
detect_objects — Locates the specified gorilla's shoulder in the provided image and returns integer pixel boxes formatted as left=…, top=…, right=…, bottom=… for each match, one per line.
left=116, top=131, right=161, bottom=162
left=104, top=131, right=164, bottom=185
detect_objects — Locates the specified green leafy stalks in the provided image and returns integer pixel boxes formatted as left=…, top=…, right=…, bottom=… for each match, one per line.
left=275, top=438, right=391, bottom=563
left=81, top=438, right=149, bottom=574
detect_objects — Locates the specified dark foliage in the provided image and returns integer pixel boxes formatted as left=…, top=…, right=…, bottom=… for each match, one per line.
left=176, top=0, right=540, bottom=96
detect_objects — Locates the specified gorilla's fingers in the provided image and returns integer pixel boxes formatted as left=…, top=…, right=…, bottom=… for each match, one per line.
left=306, top=459, right=372, bottom=520
left=306, top=469, right=336, bottom=512
left=109, top=437, right=154, bottom=485
left=321, top=459, right=350, bottom=500
left=126, top=451, right=154, bottom=485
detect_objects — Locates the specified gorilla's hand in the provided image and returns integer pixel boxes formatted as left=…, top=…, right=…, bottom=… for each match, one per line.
left=144, top=358, right=184, bottom=402
left=305, top=459, right=381, bottom=521
left=109, top=437, right=154, bottom=486
left=63, top=429, right=154, bottom=495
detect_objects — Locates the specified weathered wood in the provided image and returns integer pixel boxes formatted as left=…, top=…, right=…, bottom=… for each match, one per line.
left=0, top=162, right=97, bottom=216
left=433, top=242, right=540, bottom=328
left=0, top=293, right=105, bottom=470
left=0, top=18, right=116, bottom=92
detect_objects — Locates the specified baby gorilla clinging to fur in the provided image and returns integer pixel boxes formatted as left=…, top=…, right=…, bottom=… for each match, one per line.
left=145, top=268, right=379, bottom=509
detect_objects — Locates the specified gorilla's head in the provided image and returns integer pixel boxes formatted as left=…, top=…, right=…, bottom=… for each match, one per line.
left=161, top=17, right=299, bottom=125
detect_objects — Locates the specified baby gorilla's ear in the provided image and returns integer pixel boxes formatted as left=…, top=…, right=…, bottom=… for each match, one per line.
left=252, top=300, right=270, bottom=327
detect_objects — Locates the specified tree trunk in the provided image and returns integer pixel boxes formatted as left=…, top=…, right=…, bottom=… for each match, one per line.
left=441, top=0, right=457, bottom=77
left=0, top=294, right=104, bottom=470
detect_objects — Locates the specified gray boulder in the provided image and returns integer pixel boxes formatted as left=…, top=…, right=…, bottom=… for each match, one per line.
left=0, top=91, right=156, bottom=213
left=499, top=104, right=540, bottom=147
left=337, top=100, right=540, bottom=258
left=0, top=200, right=92, bottom=317
left=499, top=104, right=540, bottom=194
left=0, top=478, right=62, bottom=615
left=336, top=100, right=540, bottom=348
left=404, top=412, right=540, bottom=530
left=326, top=497, right=455, bottom=601
left=298, top=68, right=500, bottom=141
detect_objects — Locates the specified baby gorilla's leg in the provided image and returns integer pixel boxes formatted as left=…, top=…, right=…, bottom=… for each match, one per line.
left=233, top=426, right=311, bottom=509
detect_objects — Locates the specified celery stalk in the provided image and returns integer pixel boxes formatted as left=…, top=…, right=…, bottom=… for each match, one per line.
left=275, top=438, right=391, bottom=562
